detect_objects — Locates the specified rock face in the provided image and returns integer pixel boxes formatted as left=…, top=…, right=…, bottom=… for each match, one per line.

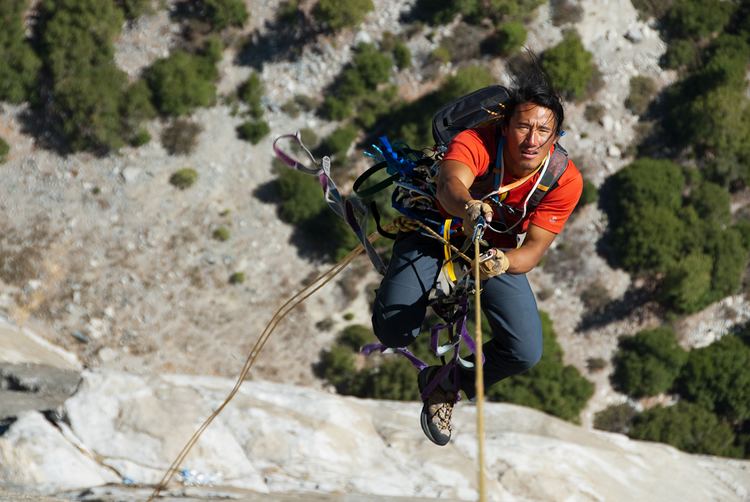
left=1, top=370, right=749, bottom=501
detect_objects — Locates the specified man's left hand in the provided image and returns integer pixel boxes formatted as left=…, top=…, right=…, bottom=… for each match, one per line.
left=475, top=248, right=510, bottom=280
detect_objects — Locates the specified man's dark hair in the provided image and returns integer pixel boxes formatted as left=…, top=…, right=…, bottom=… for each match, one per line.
left=505, top=51, right=565, bottom=135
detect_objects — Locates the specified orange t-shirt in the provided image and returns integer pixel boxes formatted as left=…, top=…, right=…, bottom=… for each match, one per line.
left=443, top=125, right=583, bottom=248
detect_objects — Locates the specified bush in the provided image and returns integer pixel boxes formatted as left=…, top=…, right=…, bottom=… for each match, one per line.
left=625, top=75, right=657, bottom=116
left=611, top=327, right=688, bottom=398
left=661, top=39, right=699, bottom=70
left=130, top=128, right=151, bottom=147
left=161, top=119, right=203, bottom=155
left=660, top=252, right=713, bottom=314
left=238, top=73, right=264, bottom=118
left=661, top=0, right=734, bottom=42
left=675, top=335, right=750, bottom=422
left=0, top=0, right=41, bottom=104
left=586, top=357, right=607, bottom=373
left=550, top=0, right=584, bottom=26
left=337, top=325, right=372, bottom=351
left=276, top=167, right=326, bottom=224
left=629, top=402, right=739, bottom=457
left=199, top=0, right=249, bottom=30
left=488, top=312, right=594, bottom=423
left=36, top=0, right=137, bottom=151
left=578, top=179, right=598, bottom=207
left=541, top=30, right=596, bottom=101
left=212, top=226, right=230, bottom=241
left=117, top=0, right=153, bottom=20
left=583, top=103, right=605, bottom=122
left=392, top=41, right=412, bottom=69
left=313, top=0, right=374, bottom=32
left=145, top=43, right=221, bottom=116
left=0, top=138, right=9, bottom=163
left=228, top=271, right=245, bottom=284
left=593, top=403, right=637, bottom=433
left=481, top=22, right=527, bottom=56
left=630, top=0, right=672, bottom=20
left=236, top=119, right=270, bottom=144
left=169, top=168, right=198, bottom=189
left=318, top=125, right=359, bottom=161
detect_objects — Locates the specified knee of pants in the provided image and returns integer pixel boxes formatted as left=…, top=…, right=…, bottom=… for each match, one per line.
left=371, top=304, right=420, bottom=349
left=514, top=326, right=543, bottom=372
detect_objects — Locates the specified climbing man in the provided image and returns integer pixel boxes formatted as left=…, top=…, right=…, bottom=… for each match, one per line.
left=371, top=61, right=583, bottom=446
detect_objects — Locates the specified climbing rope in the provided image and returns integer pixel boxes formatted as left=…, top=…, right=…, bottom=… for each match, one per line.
left=147, top=232, right=380, bottom=501
left=473, top=237, right=487, bottom=502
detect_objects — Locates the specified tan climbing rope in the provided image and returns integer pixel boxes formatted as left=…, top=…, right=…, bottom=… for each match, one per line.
left=474, top=237, right=487, bottom=502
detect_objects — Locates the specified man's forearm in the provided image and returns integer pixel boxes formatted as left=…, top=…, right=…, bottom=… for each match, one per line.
left=436, top=175, right=474, bottom=219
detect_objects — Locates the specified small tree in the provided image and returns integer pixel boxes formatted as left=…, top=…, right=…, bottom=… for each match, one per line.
left=675, top=335, right=750, bottom=422
left=481, top=22, right=527, bottom=56
left=0, top=0, right=41, bottom=104
left=198, top=0, right=249, bottom=30
left=611, top=327, right=688, bottom=398
left=541, top=30, right=596, bottom=101
left=169, top=168, right=198, bottom=189
left=629, top=402, right=739, bottom=457
left=161, top=119, right=203, bottom=155
left=236, top=120, right=270, bottom=144
left=594, top=403, right=637, bottom=433
left=625, top=75, right=657, bottom=116
left=313, top=0, right=374, bottom=32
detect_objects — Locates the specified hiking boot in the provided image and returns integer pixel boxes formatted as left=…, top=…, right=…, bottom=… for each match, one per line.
left=417, top=365, right=457, bottom=446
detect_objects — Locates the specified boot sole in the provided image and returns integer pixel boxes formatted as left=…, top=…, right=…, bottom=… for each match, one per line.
left=418, top=367, right=451, bottom=446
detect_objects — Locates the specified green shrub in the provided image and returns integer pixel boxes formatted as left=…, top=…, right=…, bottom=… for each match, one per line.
left=145, top=43, right=221, bottom=116
left=625, top=75, right=657, bottom=116
left=586, top=357, right=607, bottom=373
left=319, top=124, right=359, bottom=161
left=629, top=402, right=739, bottom=457
left=630, top=0, right=672, bottom=20
left=430, top=45, right=452, bottom=64
left=169, top=168, right=198, bottom=189
left=392, top=41, right=412, bottom=69
left=117, top=0, right=153, bottom=20
left=0, top=137, right=9, bottom=163
left=593, top=403, right=637, bottom=433
left=212, top=226, right=230, bottom=241
left=36, top=0, right=137, bottom=151
left=611, top=327, right=688, bottom=398
left=276, top=167, right=326, bottom=224
left=313, top=0, right=374, bottom=32
left=130, top=129, right=151, bottom=147
left=481, top=22, right=527, bottom=56
left=238, top=73, right=264, bottom=118
left=236, top=119, right=270, bottom=144
left=662, top=0, right=734, bottom=42
left=488, top=312, right=594, bottom=422
left=578, top=179, right=598, bottom=207
left=541, top=30, right=596, bottom=101
left=195, top=0, right=249, bottom=30
left=228, top=271, right=245, bottom=284
left=0, top=0, right=41, bottom=104
left=583, top=103, right=605, bottom=122
left=337, top=324, right=372, bottom=351
left=661, top=39, right=699, bottom=70
left=660, top=252, right=713, bottom=313
left=550, top=0, right=583, bottom=26
left=675, top=335, right=750, bottom=422
left=161, top=119, right=203, bottom=155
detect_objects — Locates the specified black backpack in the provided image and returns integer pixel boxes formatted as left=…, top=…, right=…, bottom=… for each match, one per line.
left=431, top=85, right=569, bottom=209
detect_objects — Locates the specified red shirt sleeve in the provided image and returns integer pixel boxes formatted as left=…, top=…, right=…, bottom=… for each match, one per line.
left=442, top=126, right=497, bottom=177
left=528, top=159, right=583, bottom=234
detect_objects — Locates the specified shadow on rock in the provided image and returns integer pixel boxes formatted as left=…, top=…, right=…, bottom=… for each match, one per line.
left=235, top=12, right=320, bottom=70
left=577, top=282, right=661, bottom=331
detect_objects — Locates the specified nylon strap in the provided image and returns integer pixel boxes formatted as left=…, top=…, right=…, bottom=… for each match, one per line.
left=442, top=219, right=457, bottom=282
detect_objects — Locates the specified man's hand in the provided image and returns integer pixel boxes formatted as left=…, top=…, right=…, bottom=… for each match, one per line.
left=475, top=248, right=510, bottom=280
left=463, top=200, right=493, bottom=238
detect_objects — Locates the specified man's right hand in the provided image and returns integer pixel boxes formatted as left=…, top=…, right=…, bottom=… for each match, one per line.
left=463, top=200, right=493, bottom=238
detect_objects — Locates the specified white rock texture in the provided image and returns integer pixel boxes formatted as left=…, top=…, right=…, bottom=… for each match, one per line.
left=3, top=370, right=749, bottom=501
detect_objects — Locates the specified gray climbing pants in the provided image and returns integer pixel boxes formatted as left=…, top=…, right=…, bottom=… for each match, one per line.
left=371, top=231, right=543, bottom=399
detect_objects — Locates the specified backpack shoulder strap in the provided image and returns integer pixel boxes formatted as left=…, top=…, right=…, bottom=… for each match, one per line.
left=528, top=144, right=569, bottom=209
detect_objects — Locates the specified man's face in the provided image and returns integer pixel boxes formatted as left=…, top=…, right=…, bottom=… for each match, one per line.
left=501, top=103, right=558, bottom=176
